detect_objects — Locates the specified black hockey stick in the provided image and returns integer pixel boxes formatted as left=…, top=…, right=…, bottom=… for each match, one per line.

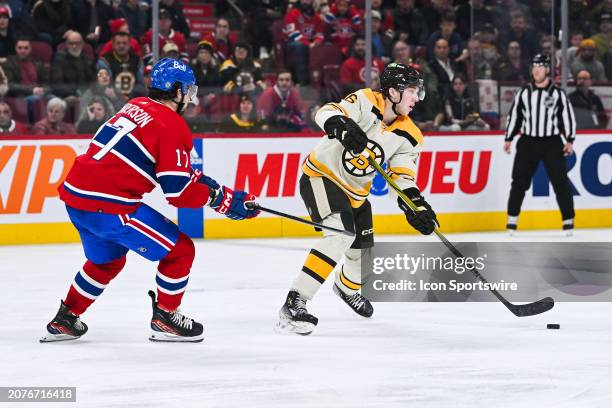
left=246, top=203, right=355, bottom=237
left=367, top=156, right=554, bottom=317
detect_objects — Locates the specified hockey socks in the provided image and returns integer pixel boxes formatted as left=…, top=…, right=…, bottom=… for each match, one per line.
left=64, top=256, right=126, bottom=315
left=156, top=232, right=195, bottom=311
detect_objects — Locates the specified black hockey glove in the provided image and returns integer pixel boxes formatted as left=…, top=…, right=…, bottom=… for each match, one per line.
left=398, top=188, right=439, bottom=235
left=323, top=115, right=368, bottom=155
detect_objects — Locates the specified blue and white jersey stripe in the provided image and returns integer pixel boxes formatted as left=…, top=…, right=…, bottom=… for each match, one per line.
left=63, top=181, right=142, bottom=206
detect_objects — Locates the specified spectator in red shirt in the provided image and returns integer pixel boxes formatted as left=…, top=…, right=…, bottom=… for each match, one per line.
left=284, top=0, right=325, bottom=85
left=141, top=8, right=186, bottom=64
left=0, top=100, right=28, bottom=135
left=340, top=35, right=385, bottom=93
left=257, top=70, right=306, bottom=132
left=323, top=0, right=363, bottom=52
left=31, top=97, right=76, bottom=135
left=202, top=18, right=235, bottom=63
left=99, top=18, right=142, bottom=58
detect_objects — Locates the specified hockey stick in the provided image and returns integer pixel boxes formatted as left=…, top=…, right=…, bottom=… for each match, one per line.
left=246, top=203, right=355, bottom=237
left=367, top=156, right=554, bottom=317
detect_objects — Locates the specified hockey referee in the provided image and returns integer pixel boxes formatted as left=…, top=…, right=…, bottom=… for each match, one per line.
left=504, top=53, right=576, bottom=235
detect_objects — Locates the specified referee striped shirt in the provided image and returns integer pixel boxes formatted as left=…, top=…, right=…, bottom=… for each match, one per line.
left=505, top=81, right=576, bottom=142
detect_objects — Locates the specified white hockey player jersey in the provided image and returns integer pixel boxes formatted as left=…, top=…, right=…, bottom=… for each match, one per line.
left=304, top=88, right=423, bottom=208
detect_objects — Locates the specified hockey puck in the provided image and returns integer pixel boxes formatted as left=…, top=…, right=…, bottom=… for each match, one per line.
left=547, top=324, right=560, bottom=329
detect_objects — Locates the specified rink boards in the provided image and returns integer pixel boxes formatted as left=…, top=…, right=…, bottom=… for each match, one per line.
left=0, top=131, right=610, bottom=244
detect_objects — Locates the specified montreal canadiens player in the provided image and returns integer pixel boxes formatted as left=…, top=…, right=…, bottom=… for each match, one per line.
left=277, top=63, right=439, bottom=335
left=41, top=58, right=260, bottom=343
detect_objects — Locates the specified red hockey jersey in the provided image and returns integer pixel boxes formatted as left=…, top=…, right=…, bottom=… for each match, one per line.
left=59, top=97, right=212, bottom=214
left=323, top=4, right=363, bottom=50
left=283, top=7, right=325, bottom=46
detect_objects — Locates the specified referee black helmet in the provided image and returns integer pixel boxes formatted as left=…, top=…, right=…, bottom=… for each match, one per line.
left=531, top=53, right=551, bottom=67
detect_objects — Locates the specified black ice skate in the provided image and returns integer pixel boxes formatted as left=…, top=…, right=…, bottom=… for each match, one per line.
left=276, top=290, right=318, bottom=335
left=148, top=291, right=203, bottom=343
left=40, top=301, right=88, bottom=343
left=333, top=284, right=374, bottom=318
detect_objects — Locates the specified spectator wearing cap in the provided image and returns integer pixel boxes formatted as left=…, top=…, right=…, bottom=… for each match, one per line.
left=202, top=18, right=235, bottom=63
left=426, top=12, right=465, bottom=61
left=141, top=8, right=186, bottom=63
left=72, top=0, right=114, bottom=47
left=219, top=41, right=265, bottom=97
left=340, top=35, right=385, bottom=94
left=160, top=42, right=180, bottom=59
left=0, top=100, right=28, bottom=135
left=51, top=31, right=96, bottom=99
left=2, top=38, right=48, bottom=99
left=323, top=0, right=363, bottom=51
left=76, top=95, right=112, bottom=134
left=569, top=69, right=608, bottom=129
left=31, top=0, right=74, bottom=46
left=97, top=31, right=144, bottom=98
left=494, top=40, right=530, bottom=83
left=392, top=0, right=428, bottom=47
left=32, top=97, right=76, bottom=135
left=371, top=10, right=393, bottom=61
left=455, top=0, right=493, bottom=41
left=116, top=0, right=147, bottom=39
left=283, top=0, right=325, bottom=85
left=158, top=0, right=190, bottom=39
left=80, top=67, right=123, bottom=116
left=257, top=70, right=306, bottom=133
left=0, top=7, right=15, bottom=62
left=571, top=39, right=607, bottom=81
left=191, top=40, right=221, bottom=92
left=99, top=18, right=143, bottom=58
left=590, top=13, right=612, bottom=60
left=218, top=93, right=262, bottom=133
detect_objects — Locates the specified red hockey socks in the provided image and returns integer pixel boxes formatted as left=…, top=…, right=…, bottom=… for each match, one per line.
left=156, top=232, right=195, bottom=311
left=64, top=256, right=127, bottom=316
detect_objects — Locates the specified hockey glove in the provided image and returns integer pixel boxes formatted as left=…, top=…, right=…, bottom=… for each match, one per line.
left=399, top=188, right=439, bottom=235
left=200, top=175, right=259, bottom=220
left=323, top=115, right=368, bottom=155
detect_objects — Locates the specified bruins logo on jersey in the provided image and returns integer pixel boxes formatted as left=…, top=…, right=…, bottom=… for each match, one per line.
left=341, top=140, right=384, bottom=177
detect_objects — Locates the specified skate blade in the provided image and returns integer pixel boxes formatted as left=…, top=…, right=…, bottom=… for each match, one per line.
left=149, top=330, right=203, bottom=343
left=39, top=333, right=81, bottom=343
left=274, top=318, right=315, bottom=336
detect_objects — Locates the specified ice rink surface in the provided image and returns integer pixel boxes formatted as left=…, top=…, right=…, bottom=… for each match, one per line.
left=2, top=229, right=612, bottom=408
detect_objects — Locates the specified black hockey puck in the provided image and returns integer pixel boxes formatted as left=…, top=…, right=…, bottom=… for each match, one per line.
left=547, top=324, right=560, bottom=329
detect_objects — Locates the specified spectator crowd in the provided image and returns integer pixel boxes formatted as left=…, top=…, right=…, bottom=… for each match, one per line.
left=0, top=0, right=610, bottom=136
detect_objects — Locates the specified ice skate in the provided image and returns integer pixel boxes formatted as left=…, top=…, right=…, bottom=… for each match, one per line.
left=148, top=291, right=203, bottom=343
left=40, top=301, right=88, bottom=343
left=276, top=290, right=318, bottom=335
left=333, top=284, right=373, bottom=318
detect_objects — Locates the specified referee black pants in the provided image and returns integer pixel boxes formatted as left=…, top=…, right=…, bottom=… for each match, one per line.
left=507, top=135, right=575, bottom=220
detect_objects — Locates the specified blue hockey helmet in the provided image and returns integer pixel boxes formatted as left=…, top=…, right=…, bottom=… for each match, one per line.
left=150, top=58, right=198, bottom=104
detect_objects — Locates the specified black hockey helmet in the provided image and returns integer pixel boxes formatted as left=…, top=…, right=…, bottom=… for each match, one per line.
left=380, top=62, right=425, bottom=101
left=531, top=53, right=551, bottom=67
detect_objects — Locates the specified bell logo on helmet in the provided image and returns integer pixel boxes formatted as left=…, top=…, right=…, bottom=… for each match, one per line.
left=172, top=61, right=187, bottom=71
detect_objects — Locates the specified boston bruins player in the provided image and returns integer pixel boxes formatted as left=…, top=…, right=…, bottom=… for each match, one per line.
left=277, top=63, right=439, bottom=335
